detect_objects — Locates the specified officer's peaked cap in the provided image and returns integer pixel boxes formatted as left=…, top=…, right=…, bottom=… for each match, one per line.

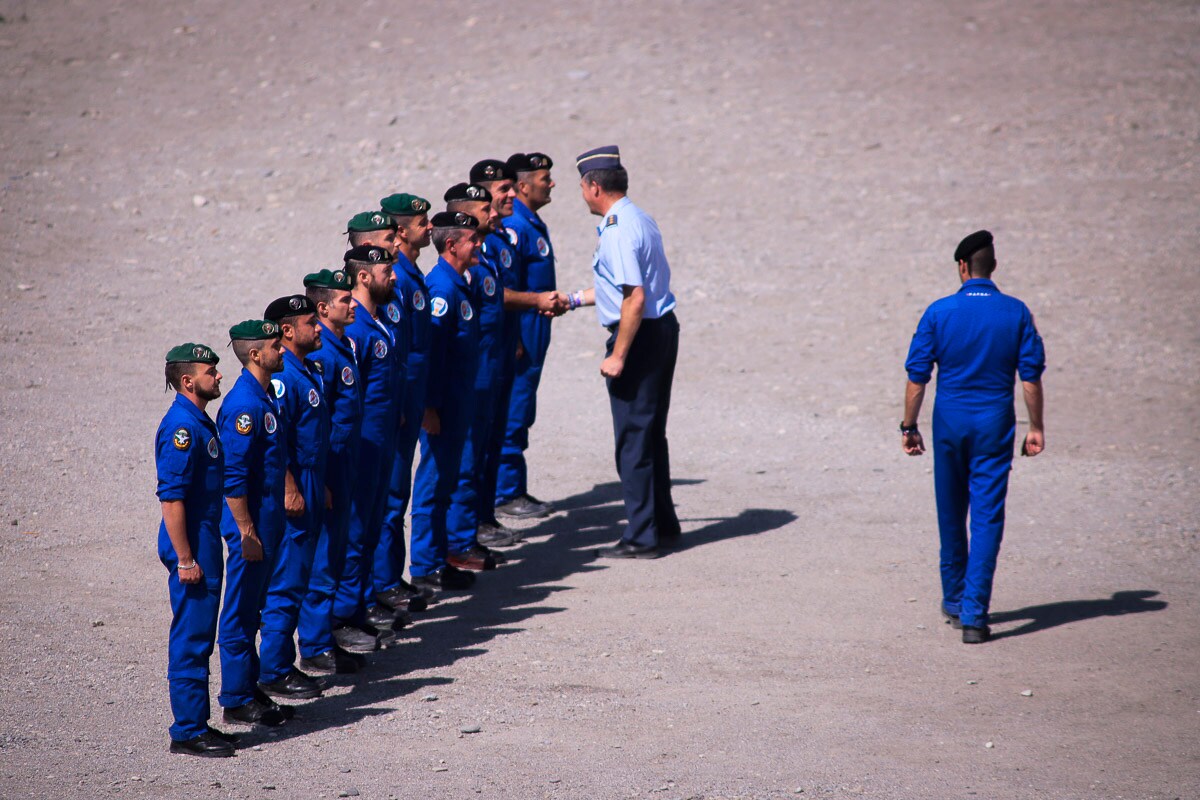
left=576, top=145, right=622, bottom=175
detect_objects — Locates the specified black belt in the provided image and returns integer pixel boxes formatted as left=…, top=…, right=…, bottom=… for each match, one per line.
left=607, top=310, right=675, bottom=334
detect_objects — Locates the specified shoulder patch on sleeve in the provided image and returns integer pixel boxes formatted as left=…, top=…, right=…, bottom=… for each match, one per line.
left=432, top=296, right=448, bottom=318
left=172, top=428, right=191, bottom=450
left=235, top=413, right=253, bottom=435
left=271, top=378, right=286, bottom=398
left=505, top=228, right=519, bottom=247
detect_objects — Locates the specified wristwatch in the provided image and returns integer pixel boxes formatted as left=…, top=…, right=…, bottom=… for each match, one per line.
left=899, top=421, right=919, bottom=435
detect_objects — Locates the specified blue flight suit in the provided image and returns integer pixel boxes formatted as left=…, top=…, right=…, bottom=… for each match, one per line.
left=216, top=370, right=287, bottom=709
left=259, top=349, right=330, bottom=683
left=591, top=197, right=680, bottom=548
left=480, top=227, right=522, bottom=523
left=410, top=258, right=480, bottom=576
left=448, top=242, right=508, bottom=542
left=335, top=301, right=403, bottom=625
left=375, top=253, right=430, bottom=596
left=299, top=322, right=361, bottom=659
left=905, top=277, right=1046, bottom=628
left=496, top=198, right=555, bottom=505
left=155, top=394, right=224, bottom=742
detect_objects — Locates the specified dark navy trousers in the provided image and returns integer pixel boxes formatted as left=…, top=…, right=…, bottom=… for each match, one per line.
left=607, top=312, right=680, bottom=548
left=931, top=403, right=1016, bottom=628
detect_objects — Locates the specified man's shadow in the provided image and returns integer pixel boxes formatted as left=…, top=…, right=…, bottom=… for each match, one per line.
left=250, top=478, right=796, bottom=742
left=990, top=590, right=1167, bottom=639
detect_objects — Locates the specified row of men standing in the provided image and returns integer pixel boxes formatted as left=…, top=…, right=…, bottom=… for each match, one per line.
left=154, top=154, right=579, bottom=757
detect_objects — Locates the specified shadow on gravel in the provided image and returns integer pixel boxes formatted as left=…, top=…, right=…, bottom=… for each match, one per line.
left=990, top=590, right=1167, bottom=639
left=263, top=479, right=797, bottom=740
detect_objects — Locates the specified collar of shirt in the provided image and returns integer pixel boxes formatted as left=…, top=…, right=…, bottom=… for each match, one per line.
left=282, top=347, right=320, bottom=385
left=395, top=250, right=425, bottom=283
left=958, top=278, right=999, bottom=293
left=510, top=197, right=545, bottom=231
left=238, top=367, right=278, bottom=409
left=317, top=320, right=354, bottom=359
left=596, top=196, right=632, bottom=235
left=351, top=297, right=395, bottom=344
left=171, top=392, right=217, bottom=431
left=433, top=257, right=470, bottom=291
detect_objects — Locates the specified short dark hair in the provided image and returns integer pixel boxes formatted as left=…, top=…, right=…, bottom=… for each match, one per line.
left=231, top=338, right=268, bottom=366
left=582, top=167, right=628, bottom=194
left=306, top=285, right=339, bottom=308
left=165, top=361, right=198, bottom=391
left=968, top=246, right=997, bottom=278
left=431, top=227, right=467, bottom=254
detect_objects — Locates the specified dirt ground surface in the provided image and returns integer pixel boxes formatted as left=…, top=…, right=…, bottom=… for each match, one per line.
left=2, top=1, right=1198, bottom=798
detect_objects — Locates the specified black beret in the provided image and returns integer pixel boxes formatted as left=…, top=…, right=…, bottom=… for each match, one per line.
left=954, top=230, right=994, bottom=263
left=506, top=152, right=553, bottom=173
left=470, top=158, right=515, bottom=183
left=444, top=182, right=493, bottom=204
left=430, top=211, right=479, bottom=230
left=264, top=294, right=316, bottom=322
left=343, top=245, right=395, bottom=265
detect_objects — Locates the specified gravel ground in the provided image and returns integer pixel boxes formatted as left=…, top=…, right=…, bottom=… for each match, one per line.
left=1, top=1, right=1197, bottom=798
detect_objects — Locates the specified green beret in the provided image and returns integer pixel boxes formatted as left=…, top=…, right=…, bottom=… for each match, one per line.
left=165, top=342, right=219, bottom=365
left=380, top=193, right=431, bottom=217
left=304, top=268, right=354, bottom=290
left=229, top=319, right=282, bottom=341
left=347, top=211, right=397, bottom=233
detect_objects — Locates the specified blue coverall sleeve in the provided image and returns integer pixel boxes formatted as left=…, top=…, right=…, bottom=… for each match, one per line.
left=218, top=404, right=255, bottom=498
left=156, top=424, right=195, bottom=501
left=426, top=294, right=452, bottom=410
left=1017, top=305, right=1046, bottom=382
left=905, top=307, right=938, bottom=384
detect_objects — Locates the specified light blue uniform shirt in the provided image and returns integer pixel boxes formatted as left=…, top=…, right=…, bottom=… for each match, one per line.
left=591, top=196, right=676, bottom=327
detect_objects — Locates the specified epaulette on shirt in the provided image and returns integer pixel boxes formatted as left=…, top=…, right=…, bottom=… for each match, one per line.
left=604, top=214, right=618, bottom=228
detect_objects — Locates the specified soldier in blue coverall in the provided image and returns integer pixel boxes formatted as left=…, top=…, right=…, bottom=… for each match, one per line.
left=902, top=230, right=1046, bottom=644
left=216, top=320, right=294, bottom=728
left=257, top=295, right=331, bottom=699
left=373, top=194, right=440, bottom=618
left=443, top=182, right=517, bottom=558
left=155, top=342, right=235, bottom=757
left=409, top=211, right=492, bottom=592
left=468, top=159, right=566, bottom=542
left=333, top=246, right=405, bottom=651
left=296, top=269, right=371, bottom=676
left=494, top=152, right=568, bottom=519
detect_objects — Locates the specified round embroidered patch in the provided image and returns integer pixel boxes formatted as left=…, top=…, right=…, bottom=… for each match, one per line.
left=386, top=302, right=401, bottom=323
left=172, top=428, right=191, bottom=451
left=207, top=438, right=219, bottom=459
left=341, top=365, right=355, bottom=386
left=432, top=297, right=448, bottom=318
left=413, top=290, right=426, bottom=311
left=536, top=236, right=550, bottom=257
left=271, top=379, right=285, bottom=398
left=506, top=228, right=518, bottom=247
left=235, top=413, right=253, bottom=435
left=500, top=249, right=512, bottom=269
left=264, top=412, right=277, bottom=434
left=373, top=339, right=388, bottom=358
left=308, top=388, right=320, bottom=407
left=483, top=276, right=496, bottom=296
left=460, top=300, right=474, bottom=321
